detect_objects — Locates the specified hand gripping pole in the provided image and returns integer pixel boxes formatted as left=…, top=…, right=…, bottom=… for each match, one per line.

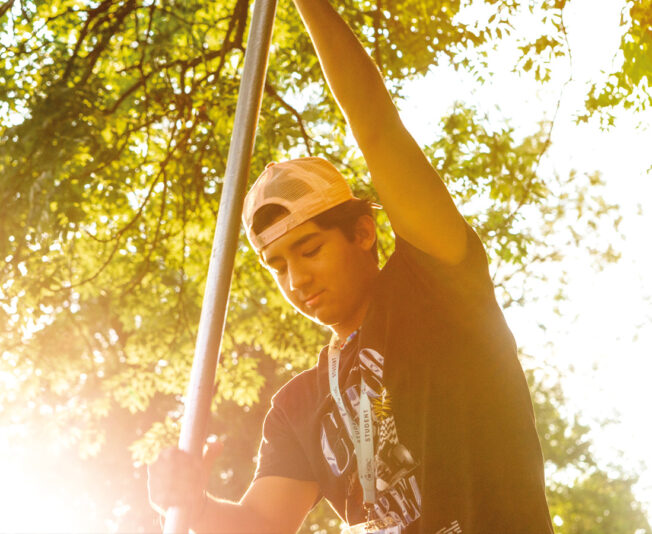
left=163, top=0, right=278, bottom=531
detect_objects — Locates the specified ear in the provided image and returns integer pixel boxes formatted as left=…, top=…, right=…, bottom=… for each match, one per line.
left=353, top=214, right=377, bottom=252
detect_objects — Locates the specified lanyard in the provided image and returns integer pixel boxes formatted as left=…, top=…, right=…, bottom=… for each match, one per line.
left=327, top=337, right=376, bottom=508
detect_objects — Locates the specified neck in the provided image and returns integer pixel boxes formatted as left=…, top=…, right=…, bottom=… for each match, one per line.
left=331, top=295, right=370, bottom=341
left=332, top=325, right=359, bottom=342
left=331, top=261, right=379, bottom=341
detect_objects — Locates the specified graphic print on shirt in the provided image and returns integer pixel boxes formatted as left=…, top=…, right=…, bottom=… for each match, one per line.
left=320, top=347, right=422, bottom=529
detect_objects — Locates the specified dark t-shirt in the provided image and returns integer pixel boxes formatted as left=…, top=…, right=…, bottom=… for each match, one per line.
left=254, top=225, right=554, bottom=533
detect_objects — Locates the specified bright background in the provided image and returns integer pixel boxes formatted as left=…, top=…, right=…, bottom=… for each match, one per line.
left=0, top=0, right=650, bottom=531
left=401, top=0, right=652, bottom=519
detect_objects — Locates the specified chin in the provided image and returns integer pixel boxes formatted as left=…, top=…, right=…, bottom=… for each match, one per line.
left=295, top=305, right=327, bottom=326
left=294, top=300, right=347, bottom=330
left=306, top=307, right=338, bottom=328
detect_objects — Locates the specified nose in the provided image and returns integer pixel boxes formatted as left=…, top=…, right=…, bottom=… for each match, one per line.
left=287, top=260, right=312, bottom=292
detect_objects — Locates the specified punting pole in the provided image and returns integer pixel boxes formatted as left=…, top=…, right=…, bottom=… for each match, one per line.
left=163, top=0, right=278, bottom=531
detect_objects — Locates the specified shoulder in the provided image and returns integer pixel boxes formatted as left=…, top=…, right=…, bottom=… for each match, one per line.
left=382, top=222, right=493, bottom=297
left=271, top=363, right=321, bottom=412
left=259, top=365, right=322, bottom=441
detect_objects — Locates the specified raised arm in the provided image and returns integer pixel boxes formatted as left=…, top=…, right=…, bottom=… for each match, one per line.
left=292, top=0, right=468, bottom=264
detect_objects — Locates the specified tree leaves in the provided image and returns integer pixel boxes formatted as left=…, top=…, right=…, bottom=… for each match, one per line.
left=581, top=0, right=652, bottom=124
left=0, top=0, right=649, bottom=532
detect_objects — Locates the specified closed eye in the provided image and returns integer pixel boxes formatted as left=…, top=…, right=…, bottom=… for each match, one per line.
left=303, top=245, right=322, bottom=257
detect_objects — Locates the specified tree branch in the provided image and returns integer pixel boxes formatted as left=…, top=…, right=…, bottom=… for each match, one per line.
left=80, top=0, right=137, bottom=86
left=0, top=0, right=16, bottom=19
left=61, top=0, right=113, bottom=81
left=501, top=5, right=573, bottom=229
left=264, top=82, right=314, bottom=155
left=206, top=0, right=249, bottom=86
left=106, top=48, right=229, bottom=115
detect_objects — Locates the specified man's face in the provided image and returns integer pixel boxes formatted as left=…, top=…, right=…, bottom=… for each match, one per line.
left=261, top=220, right=377, bottom=335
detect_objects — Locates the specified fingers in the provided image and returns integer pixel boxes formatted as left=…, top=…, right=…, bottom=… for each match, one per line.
left=147, top=440, right=225, bottom=515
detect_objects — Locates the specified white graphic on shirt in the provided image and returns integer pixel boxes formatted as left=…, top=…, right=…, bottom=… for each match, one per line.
left=320, top=410, right=353, bottom=477
left=436, top=520, right=463, bottom=534
left=320, top=347, right=422, bottom=529
left=320, top=412, right=352, bottom=476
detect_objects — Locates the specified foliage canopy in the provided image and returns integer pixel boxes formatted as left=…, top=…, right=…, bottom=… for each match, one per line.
left=0, top=0, right=649, bottom=532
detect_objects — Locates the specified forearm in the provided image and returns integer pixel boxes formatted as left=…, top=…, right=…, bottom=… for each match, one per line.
left=148, top=446, right=313, bottom=533
left=187, top=475, right=319, bottom=534
left=188, top=494, right=270, bottom=534
left=292, top=0, right=467, bottom=263
left=292, top=0, right=400, bottom=147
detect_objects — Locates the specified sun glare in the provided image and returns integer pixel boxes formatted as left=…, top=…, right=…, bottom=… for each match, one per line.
left=0, top=461, right=71, bottom=532
left=0, top=442, right=99, bottom=533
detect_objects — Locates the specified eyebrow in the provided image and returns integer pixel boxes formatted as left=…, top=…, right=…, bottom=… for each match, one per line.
left=264, top=232, right=321, bottom=265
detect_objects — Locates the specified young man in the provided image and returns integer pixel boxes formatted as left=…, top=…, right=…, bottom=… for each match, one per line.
left=147, top=0, right=554, bottom=532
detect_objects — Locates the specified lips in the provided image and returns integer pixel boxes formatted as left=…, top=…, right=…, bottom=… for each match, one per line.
left=303, top=291, right=324, bottom=309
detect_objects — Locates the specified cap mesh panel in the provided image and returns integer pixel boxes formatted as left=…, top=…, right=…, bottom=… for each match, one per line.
left=264, top=177, right=314, bottom=201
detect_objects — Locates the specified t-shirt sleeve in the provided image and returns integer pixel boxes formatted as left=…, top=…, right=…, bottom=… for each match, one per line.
left=253, top=395, right=316, bottom=482
left=392, top=221, right=495, bottom=302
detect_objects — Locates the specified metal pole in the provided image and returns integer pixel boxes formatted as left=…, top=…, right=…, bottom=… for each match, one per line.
left=163, top=0, right=277, bottom=531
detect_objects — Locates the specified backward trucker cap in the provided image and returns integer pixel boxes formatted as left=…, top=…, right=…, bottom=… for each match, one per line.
left=242, top=157, right=355, bottom=252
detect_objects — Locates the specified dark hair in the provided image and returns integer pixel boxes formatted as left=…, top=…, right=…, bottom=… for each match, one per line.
left=251, top=199, right=378, bottom=262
